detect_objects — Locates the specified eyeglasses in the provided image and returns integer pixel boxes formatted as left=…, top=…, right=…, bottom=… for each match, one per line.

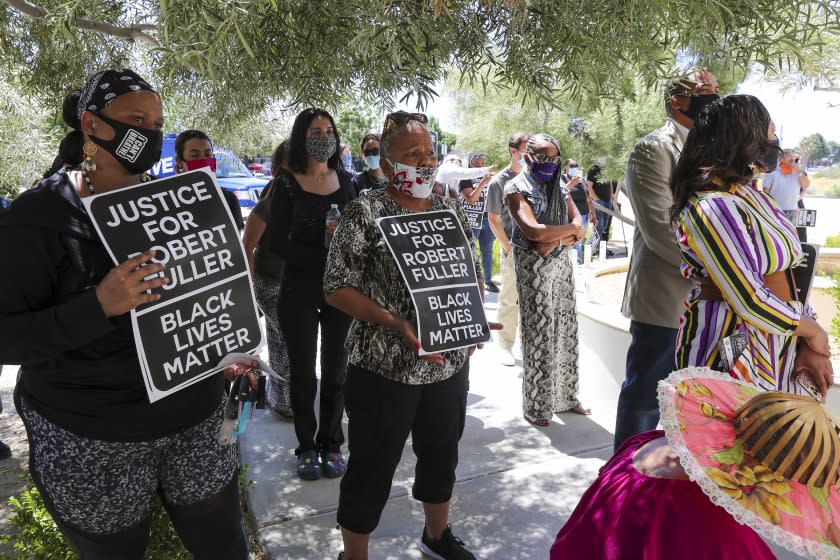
left=568, top=163, right=579, bottom=168
left=529, top=152, right=562, bottom=164
left=384, top=111, right=428, bottom=126
left=363, top=149, right=380, bottom=156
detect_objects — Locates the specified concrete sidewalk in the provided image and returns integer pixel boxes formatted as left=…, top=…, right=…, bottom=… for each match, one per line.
left=241, top=267, right=802, bottom=559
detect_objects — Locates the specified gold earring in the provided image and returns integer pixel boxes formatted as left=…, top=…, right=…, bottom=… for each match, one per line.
left=81, top=141, right=98, bottom=172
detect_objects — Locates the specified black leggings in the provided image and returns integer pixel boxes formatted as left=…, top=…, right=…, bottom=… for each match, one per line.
left=52, top=474, right=248, bottom=560
left=279, top=273, right=352, bottom=455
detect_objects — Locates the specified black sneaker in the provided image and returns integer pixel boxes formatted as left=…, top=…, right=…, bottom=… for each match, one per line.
left=419, top=525, right=475, bottom=560
left=486, top=281, right=500, bottom=293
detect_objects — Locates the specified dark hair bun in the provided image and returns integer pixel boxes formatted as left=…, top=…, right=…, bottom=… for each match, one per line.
left=59, top=130, right=84, bottom=167
left=62, top=89, right=82, bottom=130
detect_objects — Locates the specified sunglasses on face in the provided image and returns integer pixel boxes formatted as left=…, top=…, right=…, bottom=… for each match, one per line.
left=529, top=152, right=561, bottom=164
left=384, top=111, right=429, bottom=125
left=363, top=149, right=380, bottom=156
left=568, top=164, right=579, bottom=168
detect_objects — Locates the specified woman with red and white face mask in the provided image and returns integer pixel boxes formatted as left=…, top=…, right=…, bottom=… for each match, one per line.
left=324, top=111, right=501, bottom=560
left=174, top=129, right=244, bottom=230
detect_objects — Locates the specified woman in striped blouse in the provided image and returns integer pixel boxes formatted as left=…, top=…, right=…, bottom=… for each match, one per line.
left=669, top=94, right=833, bottom=397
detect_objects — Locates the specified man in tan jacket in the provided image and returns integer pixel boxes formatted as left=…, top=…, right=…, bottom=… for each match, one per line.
left=614, top=71, right=719, bottom=451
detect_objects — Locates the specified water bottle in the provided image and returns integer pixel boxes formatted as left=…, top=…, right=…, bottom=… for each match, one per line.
left=325, top=204, right=341, bottom=247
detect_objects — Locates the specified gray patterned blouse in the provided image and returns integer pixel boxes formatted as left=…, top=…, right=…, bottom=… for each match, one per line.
left=323, top=189, right=481, bottom=385
left=504, top=171, right=570, bottom=251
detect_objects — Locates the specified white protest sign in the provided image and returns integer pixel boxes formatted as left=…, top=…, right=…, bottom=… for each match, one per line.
left=376, top=209, right=491, bottom=354
left=82, top=169, right=264, bottom=402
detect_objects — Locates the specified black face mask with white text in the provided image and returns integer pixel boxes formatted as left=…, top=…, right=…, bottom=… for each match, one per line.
left=90, top=112, right=163, bottom=174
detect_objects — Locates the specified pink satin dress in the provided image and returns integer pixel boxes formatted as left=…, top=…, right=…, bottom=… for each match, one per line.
left=550, top=431, right=775, bottom=559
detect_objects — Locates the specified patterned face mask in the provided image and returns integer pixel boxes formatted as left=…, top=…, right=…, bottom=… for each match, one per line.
left=305, top=137, right=337, bottom=162
left=388, top=159, right=437, bottom=198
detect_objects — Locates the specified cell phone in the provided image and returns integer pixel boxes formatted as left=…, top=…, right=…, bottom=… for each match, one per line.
left=797, top=372, right=822, bottom=400
left=718, top=331, right=747, bottom=371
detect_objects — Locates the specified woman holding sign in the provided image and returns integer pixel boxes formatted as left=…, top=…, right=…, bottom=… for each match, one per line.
left=0, top=69, right=253, bottom=559
left=669, top=94, right=832, bottom=397
left=325, top=111, right=501, bottom=560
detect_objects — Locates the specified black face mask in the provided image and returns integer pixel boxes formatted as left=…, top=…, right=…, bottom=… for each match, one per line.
left=681, top=93, right=721, bottom=122
left=91, top=113, right=163, bottom=174
left=758, top=137, right=781, bottom=173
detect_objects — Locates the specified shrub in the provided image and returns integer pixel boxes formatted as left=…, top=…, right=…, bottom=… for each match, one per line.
left=826, top=232, right=840, bottom=248
left=0, top=477, right=190, bottom=560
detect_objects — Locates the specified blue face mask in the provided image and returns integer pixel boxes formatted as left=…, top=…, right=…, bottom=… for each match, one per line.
left=341, top=153, right=353, bottom=168
left=364, top=154, right=381, bottom=170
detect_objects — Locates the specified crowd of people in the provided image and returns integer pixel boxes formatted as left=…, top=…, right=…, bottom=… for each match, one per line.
left=0, top=64, right=837, bottom=560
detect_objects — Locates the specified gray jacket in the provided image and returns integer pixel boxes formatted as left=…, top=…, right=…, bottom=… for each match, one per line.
left=621, top=119, right=693, bottom=328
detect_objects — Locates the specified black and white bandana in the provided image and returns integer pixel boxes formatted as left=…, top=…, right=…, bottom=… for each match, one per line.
left=76, top=69, right=156, bottom=119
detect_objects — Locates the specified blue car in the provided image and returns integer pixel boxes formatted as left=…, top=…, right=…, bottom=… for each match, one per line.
left=150, top=133, right=269, bottom=209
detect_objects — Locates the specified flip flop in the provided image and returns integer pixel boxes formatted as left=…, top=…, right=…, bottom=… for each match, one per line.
left=559, top=402, right=592, bottom=416
left=524, top=413, right=550, bottom=427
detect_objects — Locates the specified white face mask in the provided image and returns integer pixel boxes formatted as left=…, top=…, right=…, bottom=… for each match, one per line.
left=388, top=159, right=437, bottom=199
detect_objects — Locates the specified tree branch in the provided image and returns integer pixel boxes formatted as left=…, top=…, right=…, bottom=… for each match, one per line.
left=4, top=0, right=159, bottom=47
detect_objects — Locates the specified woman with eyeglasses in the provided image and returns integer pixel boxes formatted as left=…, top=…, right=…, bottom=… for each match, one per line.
left=325, top=111, right=499, bottom=560
left=505, top=133, right=589, bottom=427
left=270, top=108, right=356, bottom=481
left=0, top=69, right=254, bottom=558
left=351, top=132, right=387, bottom=195
left=560, top=159, right=597, bottom=264
left=670, top=94, right=833, bottom=398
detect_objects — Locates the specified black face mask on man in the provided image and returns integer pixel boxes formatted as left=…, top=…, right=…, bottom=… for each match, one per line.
left=680, top=93, right=721, bottom=122
left=90, top=112, right=163, bottom=174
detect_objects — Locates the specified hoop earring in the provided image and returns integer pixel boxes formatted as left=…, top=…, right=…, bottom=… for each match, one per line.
left=81, top=141, right=98, bottom=172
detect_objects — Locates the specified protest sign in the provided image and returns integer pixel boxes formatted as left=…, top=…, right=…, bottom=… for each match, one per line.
left=377, top=209, right=490, bottom=354
left=461, top=177, right=487, bottom=230
left=83, top=169, right=263, bottom=402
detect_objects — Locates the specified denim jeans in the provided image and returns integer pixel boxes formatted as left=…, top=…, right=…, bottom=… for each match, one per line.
left=613, top=320, right=678, bottom=452
left=573, top=213, right=590, bottom=264
left=595, top=200, right=613, bottom=242
left=473, top=217, right=495, bottom=283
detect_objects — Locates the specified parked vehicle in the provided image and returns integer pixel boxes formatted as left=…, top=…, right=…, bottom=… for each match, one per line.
left=149, top=133, right=270, bottom=209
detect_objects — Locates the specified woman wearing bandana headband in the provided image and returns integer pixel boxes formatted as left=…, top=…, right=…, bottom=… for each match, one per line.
left=670, top=94, right=833, bottom=399
left=0, top=69, right=254, bottom=559
left=324, top=111, right=502, bottom=560
left=269, top=107, right=356, bottom=481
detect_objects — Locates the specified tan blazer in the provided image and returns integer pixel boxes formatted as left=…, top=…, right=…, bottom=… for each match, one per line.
left=621, top=120, right=693, bottom=329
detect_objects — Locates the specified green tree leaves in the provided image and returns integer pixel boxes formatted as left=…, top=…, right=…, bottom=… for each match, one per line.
left=3, top=0, right=838, bottom=124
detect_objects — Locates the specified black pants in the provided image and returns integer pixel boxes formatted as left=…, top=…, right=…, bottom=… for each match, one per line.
left=337, top=362, right=469, bottom=534
left=279, top=273, right=352, bottom=455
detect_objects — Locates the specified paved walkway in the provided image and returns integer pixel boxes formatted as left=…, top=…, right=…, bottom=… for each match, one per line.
left=239, top=261, right=802, bottom=560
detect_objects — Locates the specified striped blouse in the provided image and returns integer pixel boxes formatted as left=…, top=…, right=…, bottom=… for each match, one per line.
left=674, top=182, right=806, bottom=393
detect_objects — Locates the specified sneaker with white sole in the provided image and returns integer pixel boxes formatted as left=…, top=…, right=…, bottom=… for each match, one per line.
left=419, top=525, right=476, bottom=560
left=499, top=347, right=516, bottom=367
